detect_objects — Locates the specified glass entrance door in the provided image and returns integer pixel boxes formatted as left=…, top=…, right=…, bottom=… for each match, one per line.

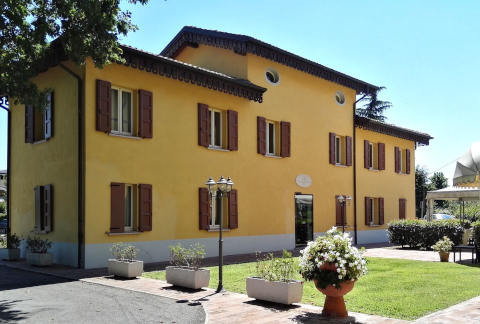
left=295, top=194, right=313, bottom=246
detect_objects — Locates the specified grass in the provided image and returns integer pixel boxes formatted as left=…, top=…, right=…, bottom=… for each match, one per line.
left=143, top=257, right=480, bottom=320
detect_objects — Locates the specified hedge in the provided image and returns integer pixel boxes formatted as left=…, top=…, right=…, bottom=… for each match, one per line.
left=387, top=219, right=464, bottom=249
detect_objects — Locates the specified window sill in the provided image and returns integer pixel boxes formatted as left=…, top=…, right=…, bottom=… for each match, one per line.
left=32, top=139, right=48, bottom=145
left=109, top=133, right=141, bottom=140
left=208, top=228, right=231, bottom=232
left=105, top=231, right=141, bottom=236
left=264, top=154, right=282, bottom=159
left=368, top=224, right=382, bottom=227
left=335, top=163, right=348, bottom=167
left=336, top=225, right=351, bottom=228
left=208, top=146, right=230, bottom=152
left=368, top=168, right=380, bottom=172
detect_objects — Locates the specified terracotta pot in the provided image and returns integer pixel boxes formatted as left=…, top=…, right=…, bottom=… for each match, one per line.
left=439, top=251, right=450, bottom=262
left=314, top=263, right=356, bottom=318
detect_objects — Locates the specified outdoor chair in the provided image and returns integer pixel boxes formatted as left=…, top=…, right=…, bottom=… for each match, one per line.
left=453, top=237, right=478, bottom=264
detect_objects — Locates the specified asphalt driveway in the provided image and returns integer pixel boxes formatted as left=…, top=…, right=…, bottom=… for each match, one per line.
left=0, top=266, right=205, bottom=324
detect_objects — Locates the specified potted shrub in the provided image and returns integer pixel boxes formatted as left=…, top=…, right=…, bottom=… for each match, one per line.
left=246, top=250, right=303, bottom=305
left=26, top=235, right=53, bottom=266
left=299, top=227, right=368, bottom=318
left=0, top=233, right=21, bottom=261
left=108, top=243, right=143, bottom=278
left=166, top=243, right=209, bottom=289
left=432, top=236, right=453, bottom=262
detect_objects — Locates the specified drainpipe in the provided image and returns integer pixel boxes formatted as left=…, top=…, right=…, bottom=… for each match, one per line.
left=59, top=64, right=84, bottom=268
left=353, top=94, right=367, bottom=245
left=1, top=104, right=11, bottom=245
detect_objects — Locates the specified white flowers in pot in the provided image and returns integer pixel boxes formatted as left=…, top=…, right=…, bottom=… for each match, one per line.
left=26, top=235, right=53, bottom=266
left=108, top=243, right=143, bottom=278
left=166, top=243, right=209, bottom=289
left=431, top=236, right=453, bottom=262
left=0, top=233, right=21, bottom=261
left=246, top=250, right=303, bottom=305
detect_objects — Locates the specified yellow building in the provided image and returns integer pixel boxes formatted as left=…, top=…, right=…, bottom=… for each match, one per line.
left=9, top=27, right=432, bottom=268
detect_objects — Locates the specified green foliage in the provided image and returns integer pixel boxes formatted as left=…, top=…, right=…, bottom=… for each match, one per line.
left=431, top=236, right=454, bottom=252
left=355, top=87, right=392, bottom=122
left=0, top=236, right=5, bottom=248
left=26, top=235, right=52, bottom=253
left=254, top=250, right=297, bottom=282
left=6, top=233, right=21, bottom=249
left=473, top=221, right=480, bottom=245
left=169, top=243, right=206, bottom=270
left=415, top=166, right=430, bottom=218
left=445, top=201, right=480, bottom=223
left=110, top=242, right=138, bottom=262
left=387, top=219, right=464, bottom=249
left=1, top=0, right=149, bottom=108
left=429, top=172, right=448, bottom=208
left=0, top=201, right=6, bottom=214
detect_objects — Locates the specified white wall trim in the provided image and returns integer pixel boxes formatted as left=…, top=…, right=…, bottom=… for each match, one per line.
left=19, top=240, right=78, bottom=267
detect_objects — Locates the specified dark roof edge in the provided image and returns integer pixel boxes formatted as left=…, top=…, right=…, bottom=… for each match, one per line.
left=355, top=116, right=432, bottom=145
left=161, top=26, right=380, bottom=94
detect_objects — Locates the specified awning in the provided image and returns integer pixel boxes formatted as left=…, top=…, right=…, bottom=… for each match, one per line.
left=453, top=142, right=480, bottom=186
left=426, top=187, right=480, bottom=201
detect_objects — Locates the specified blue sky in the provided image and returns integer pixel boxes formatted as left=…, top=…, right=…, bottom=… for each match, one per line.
left=1, top=0, right=479, bottom=183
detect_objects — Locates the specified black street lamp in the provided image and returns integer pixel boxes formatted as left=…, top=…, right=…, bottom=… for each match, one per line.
left=337, top=195, right=352, bottom=233
left=205, top=175, right=234, bottom=293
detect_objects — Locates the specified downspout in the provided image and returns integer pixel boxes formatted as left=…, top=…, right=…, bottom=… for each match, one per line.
left=353, top=94, right=367, bottom=245
left=4, top=105, right=11, bottom=245
left=59, top=64, right=84, bottom=268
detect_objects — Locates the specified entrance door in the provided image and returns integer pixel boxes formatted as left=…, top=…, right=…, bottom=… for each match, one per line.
left=295, top=194, right=313, bottom=246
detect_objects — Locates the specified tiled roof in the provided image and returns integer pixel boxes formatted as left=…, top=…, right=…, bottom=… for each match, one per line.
left=161, top=26, right=380, bottom=95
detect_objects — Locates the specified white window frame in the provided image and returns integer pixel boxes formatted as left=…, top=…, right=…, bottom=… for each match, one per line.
left=369, top=198, right=375, bottom=225
left=124, top=184, right=134, bottom=232
left=111, top=87, right=133, bottom=135
left=210, top=193, right=220, bottom=228
left=209, top=108, right=223, bottom=148
left=335, top=136, right=342, bottom=165
left=399, top=149, right=403, bottom=173
left=266, top=121, right=276, bottom=155
left=369, top=143, right=374, bottom=169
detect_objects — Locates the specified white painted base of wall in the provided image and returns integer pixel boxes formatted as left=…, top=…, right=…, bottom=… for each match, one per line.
left=19, top=241, right=78, bottom=267
left=84, top=233, right=295, bottom=269
left=314, top=229, right=388, bottom=245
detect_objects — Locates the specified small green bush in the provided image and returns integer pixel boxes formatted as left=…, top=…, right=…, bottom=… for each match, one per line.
left=431, top=236, right=454, bottom=252
left=169, top=243, right=206, bottom=270
left=0, top=201, right=6, bottom=214
left=110, top=242, right=138, bottom=262
left=255, top=250, right=297, bottom=282
left=388, top=219, right=463, bottom=249
left=26, top=235, right=52, bottom=253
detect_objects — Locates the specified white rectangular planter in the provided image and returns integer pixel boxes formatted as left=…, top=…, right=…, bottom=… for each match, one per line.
left=246, top=277, right=303, bottom=305
left=166, top=266, right=210, bottom=289
left=108, top=259, right=144, bottom=278
left=0, top=248, right=20, bottom=261
left=26, top=252, right=53, bottom=267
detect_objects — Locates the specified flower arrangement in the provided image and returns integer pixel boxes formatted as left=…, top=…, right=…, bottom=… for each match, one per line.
left=298, top=227, right=368, bottom=289
left=431, top=236, right=454, bottom=253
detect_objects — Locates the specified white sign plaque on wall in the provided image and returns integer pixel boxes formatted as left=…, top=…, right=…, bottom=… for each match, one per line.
left=296, top=174, right=312, bottom=188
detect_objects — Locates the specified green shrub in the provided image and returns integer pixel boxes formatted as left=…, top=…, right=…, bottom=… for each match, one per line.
left=0, top=201, right=5, bottom=214
left=110, top=242, right=138, bottom=262
left=255, top=250, right=297, bottom=282
left=431, top=236, right=454, bottom=252
left=472, top=221, right=480, bottom=245
left=26, top=235, right=52, bottom=253
left=388, top=219, right=464, bottom=249
left=169, top=243, right=206, bottom=270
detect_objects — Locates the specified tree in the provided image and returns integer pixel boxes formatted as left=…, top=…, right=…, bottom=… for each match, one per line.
left=1, top=0, right=148, bottom=108
left=429, top=172, right=448, bottom=208
left=356, top=86, right=392, bottom=122
left=415, top=166, right=430, bottom=218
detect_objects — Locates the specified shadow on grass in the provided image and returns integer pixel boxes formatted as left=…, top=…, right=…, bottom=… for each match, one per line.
left=0, top=300, right=28, bottom=322
left=292, top=312, right=361, bottom=323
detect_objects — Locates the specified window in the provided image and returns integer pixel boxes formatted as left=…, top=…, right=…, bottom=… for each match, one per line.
left=335, top=136, right=342, bottom=164
left=265, top=68, right=280, bottom=85
left=335, top=91, right=345, bottom=106
left=395, top=147, right=411, bottom=174
left=210, top=193, right=229, bottom=228
left=111, top=87, right=133, bottom=135
left=330, top=133, right=352, bottom=166
left=266, top=121, right=277, bottom=155
left=364, top=141, right=385, bottom=170
left=34, top=184, right=53, bottom=233
left=25, top=92, right=53, bottom=143
left=198, top=103, right=238, bottom=151
left=110, top=183, right=152, bottom=233
left=399, top=198, right=406, bottom=220
left=198, top=188, right=238, bottom=230
left=208, top=108, right=224, bottom=148
left=364, top=197, right=384, bottom=226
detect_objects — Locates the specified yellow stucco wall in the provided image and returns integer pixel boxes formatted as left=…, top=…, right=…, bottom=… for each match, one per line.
left=10, top=62, right=81, bottom=243
left=355, top=128, right=416, bottom=232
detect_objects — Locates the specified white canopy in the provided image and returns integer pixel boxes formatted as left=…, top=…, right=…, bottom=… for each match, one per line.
left=453, top=142, right=480, bottom=186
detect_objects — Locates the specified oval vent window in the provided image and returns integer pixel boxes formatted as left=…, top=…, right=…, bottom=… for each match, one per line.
left=265, top=68, right=280, bottom=85
left=335, top=91, right=346, bottom=106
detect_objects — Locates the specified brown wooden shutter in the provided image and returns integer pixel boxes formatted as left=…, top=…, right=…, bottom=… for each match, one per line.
left=34, top=186, right=43, bottom=231
left=227, top=110, right=238, bottom=151
left=25, top=105, right=34, bottom=143
left=199, top=187, right=210, bottom=230
left=138, top=184, right=152, bottom=231
left=43, top=184, right=53, bottom=233
left=198, top=103, right=209, bottom=147
left=44, top=92, right=54, bottom=140
left=399, top=198, right=406, bottom=220
left=257, top=116, right=266, bottom=155
left=406, top=149, right=411, bottom=174
left=96, top=80, right=111, bottom=133
left=394, top=147, right=400, bottom=173
left=110, top=183, right=125, bottom=233
left=378, top=143, right=385, bottom=170
left=228, top=189, right=238, bottom=229
left=138, top=90, right=153, bottom=138
left=346, top=136, right=352, bottom=166
left=329, top=132, right=336, bottom=164
left=364, top=140, right=371, bottom=169
left=280, top=121, right=291, bottom=157
left=335, top=196, right=343, bottom=226
left=379, top=197, right=385, bottom=225
left=365, top=197, right=371, bottom=225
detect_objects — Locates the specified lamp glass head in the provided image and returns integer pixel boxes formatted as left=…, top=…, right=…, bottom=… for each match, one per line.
left=226, top=177, right=234, bottom=192
left=205, top=177, right=216, bottom=193
left=217, top=176, right=227, bottom=192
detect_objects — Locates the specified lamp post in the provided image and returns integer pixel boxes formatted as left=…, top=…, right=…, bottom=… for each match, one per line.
left=337, top=195, right=352, bottom=233
left=205, top=175, right=234, bottom=293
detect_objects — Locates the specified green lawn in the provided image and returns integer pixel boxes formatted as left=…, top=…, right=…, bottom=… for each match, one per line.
left=143, top=257, right=480, bottom=320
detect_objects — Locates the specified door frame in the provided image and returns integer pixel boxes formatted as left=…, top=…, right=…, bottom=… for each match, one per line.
left=294, top=193, right=314, bottom=246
